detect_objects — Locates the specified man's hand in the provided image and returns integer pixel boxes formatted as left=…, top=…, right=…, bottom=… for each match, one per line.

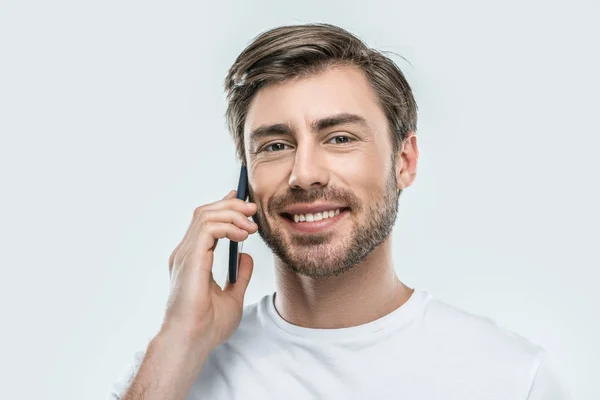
left=162, top=189, right=258, bottom=350
left=121, top=190, right=258, bottom=400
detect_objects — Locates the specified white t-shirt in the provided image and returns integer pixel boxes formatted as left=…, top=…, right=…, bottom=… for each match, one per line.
left=109, top=289, right=570, bottom=399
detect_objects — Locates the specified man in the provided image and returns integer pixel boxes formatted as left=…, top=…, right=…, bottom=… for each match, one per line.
left=110, top=23, right=568, bottom=399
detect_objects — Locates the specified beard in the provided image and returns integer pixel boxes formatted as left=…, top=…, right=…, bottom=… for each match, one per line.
left=251, top=162, right=400, bottom=279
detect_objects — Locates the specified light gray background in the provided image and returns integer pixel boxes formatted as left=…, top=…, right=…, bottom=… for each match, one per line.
left=1, top=0, right=598, bottom=399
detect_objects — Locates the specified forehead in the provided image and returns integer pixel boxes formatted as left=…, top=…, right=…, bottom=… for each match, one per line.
left=243, top=64, right=388, bottom=138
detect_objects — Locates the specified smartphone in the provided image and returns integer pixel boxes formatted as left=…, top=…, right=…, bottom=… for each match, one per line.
left=228, top=165, right=249, bottom=284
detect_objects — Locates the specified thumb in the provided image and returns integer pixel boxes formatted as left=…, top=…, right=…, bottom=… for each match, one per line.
left=224, top=253, right=254, bottom=303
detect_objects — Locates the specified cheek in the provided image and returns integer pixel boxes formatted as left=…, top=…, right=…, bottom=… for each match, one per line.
left=334, top=152, right=388, bottom=193
left=250, top=164, right=289, bottom=207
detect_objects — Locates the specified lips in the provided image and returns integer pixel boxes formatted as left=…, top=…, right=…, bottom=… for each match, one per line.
left=280, top=207, right=350, bottom=233
left=282, top=207, right=349, bottom=223
left=280, top=203, right=350, bottom=223
left=281, top=203, right=348, bottom=215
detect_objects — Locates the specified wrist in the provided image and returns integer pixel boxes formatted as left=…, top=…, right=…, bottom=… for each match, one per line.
left=151, top=327, right=213, bottom=374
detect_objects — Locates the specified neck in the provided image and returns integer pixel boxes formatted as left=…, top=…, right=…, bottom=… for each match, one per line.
left=273, top=236, right=414, bottom=329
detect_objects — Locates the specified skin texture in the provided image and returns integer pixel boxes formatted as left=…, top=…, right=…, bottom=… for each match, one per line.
left=244, top=64, right=420, bottom=329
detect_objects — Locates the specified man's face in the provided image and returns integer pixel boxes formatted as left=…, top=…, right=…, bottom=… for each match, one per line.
left=243, top=64, right=413, bottom=278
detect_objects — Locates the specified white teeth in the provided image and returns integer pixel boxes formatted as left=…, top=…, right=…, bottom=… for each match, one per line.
left=291, top=208, right=344, bottom=223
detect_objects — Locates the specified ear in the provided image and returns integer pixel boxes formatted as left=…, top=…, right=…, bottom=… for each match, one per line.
left=395, top=131, right=419, bottom=191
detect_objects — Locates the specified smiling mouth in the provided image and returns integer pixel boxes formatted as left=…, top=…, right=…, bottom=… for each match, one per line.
left=281, top=207, right=350, bottom=223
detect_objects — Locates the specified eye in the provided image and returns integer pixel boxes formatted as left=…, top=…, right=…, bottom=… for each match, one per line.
left=263, top=142, right=291, bottom=152
left=327, top=135, right=353, bottom=144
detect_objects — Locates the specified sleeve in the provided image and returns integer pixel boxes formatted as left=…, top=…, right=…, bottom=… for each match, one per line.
left=107, top=350, right=146, bottom=400
left=527, top=352, right=572, bottom=400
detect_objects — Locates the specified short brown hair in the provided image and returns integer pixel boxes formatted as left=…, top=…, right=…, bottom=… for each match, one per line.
left=224, top=23, right=418, bottom=164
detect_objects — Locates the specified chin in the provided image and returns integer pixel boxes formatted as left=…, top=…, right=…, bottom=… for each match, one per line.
left=279, top=242, right=360, bottom=278
left=284, top=258, right=360, bottom=278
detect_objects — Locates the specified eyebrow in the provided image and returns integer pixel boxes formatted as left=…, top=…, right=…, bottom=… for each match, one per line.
left=248, top=112, right=371, bottom=142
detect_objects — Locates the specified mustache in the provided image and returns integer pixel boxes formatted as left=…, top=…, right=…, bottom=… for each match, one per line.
left=267, top=187, right=363, bottom=214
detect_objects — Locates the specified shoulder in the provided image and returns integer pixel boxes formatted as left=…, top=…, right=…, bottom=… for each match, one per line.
left=422, top=294, right=545, bottom=358
left=418, top=293, right=550, bottom=385
left=412, top=292, right=571, bottom=397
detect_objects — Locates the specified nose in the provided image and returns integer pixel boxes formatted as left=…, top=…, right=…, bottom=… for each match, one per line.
left=288, top=141, right=329, bottom=190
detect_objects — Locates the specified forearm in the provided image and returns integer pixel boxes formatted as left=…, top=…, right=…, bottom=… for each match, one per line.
left=121, top=330, right=211, bottom=400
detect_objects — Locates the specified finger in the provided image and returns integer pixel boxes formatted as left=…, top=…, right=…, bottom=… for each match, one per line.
left=188, top=208, right=257, bottom=258
left=191, top=222, right=250, bottom=270
left=200, top=198, right=257, bottom=216
left=198, top=208, right=257, bottom=255
left=223, top=190, right=237, bottom=200
left=169, top=216, right=197, bottom=273
left=205, top=190, right=249, bottom=208
left=170, top=191, right=246, bottom=272
left=224, top=252, right=254, bottom=303
left=173, top=221, right=250, bottom=279
left=199, top=209, right=258, bottom=233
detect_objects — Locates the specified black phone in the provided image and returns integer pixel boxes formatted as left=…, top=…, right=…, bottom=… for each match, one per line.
left=228, top=165, right=249, bottom=284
